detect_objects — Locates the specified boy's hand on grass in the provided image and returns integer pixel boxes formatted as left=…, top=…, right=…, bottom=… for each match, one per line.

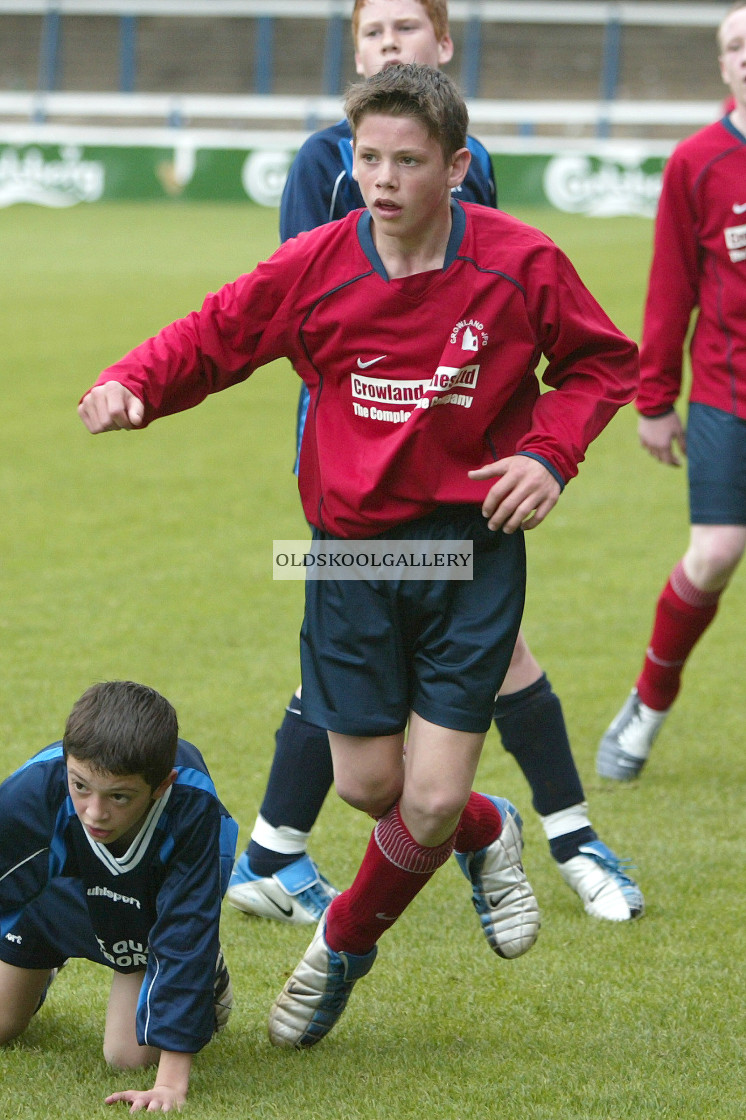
left=105, top=1085, right=185, bottom=1112
left=78, top=382, right=145, bottom=433
left=469, top=455, right=561, bottom=533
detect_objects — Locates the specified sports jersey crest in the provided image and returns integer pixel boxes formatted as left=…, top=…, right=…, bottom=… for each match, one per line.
left=450, top=318, right=489, bottom=350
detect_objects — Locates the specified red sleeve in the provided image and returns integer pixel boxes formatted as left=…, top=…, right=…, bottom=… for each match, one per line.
left=85, top=256, right=299, bottom=426
left=636, top=147, right=699, bottom=416
left=515, top=246, right=640, bottom=483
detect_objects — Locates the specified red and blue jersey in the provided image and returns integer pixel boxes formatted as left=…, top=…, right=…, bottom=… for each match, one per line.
left=280, top=118, right=497, bottom=468
left=90, top=200, right=638, bottom=538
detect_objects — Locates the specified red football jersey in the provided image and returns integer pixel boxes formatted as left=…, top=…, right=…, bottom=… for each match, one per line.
left=93, top=202, right=638, bottom=537
left=637, top=118, right=746, bottom=418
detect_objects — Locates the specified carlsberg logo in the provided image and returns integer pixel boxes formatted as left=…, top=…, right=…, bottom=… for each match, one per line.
left=0, top=145, right=104, bottom=208
left=543, top=153, right=663, bottom=217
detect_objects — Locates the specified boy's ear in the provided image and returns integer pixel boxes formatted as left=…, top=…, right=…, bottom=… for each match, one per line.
left=152, top=768, right=177, bottom=800
left=447, top=146, right=471, bottom=190
left=437, top=34, right=455, bottom=67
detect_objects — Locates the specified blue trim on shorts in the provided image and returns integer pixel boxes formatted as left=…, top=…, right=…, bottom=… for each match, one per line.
left=687, top=402, right=746, bottom=525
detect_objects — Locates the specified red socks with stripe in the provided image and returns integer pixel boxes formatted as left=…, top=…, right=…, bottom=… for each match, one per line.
left=324, top=793, right=503, bottom=955
left=636, top=562, right=721, bottom=711
left=453, top=791, right=503, bottom=853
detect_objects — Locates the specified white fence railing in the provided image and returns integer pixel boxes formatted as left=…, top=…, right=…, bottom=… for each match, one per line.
left=0, top=90, right=723, bottom=139
left=0, top=1, right=730, bottom=25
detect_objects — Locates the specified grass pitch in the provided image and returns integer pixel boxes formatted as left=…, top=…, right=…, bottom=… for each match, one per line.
left=1, top=202, right=745, bottom=1119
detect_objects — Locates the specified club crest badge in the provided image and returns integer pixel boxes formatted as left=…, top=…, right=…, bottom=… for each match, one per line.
left=450, top=319, right=489, bottom=351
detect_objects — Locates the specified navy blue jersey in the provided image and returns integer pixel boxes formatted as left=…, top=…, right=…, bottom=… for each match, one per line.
left=279, top=119, right=497, bottom=468
left=0, top=739, right=238, bottom=1053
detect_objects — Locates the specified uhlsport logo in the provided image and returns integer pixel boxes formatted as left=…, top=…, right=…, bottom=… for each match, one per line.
left=0, top=145, right=104, bottom=208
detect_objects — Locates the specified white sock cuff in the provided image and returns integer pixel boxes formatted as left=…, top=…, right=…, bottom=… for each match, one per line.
left=540, top=802, right=591, bottom=841
left=374, top=804, right=454, bottom=874
left=250, top=813, right=311, bottom=855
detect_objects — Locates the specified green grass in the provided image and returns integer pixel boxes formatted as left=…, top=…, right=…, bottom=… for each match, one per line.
left=1, top=202, right=745, bottom=1119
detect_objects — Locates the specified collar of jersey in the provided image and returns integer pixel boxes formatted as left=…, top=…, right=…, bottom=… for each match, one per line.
left=80, top=783, right=173, bottom=877
left=722, top=115, right=746, bottom=143
left=357, top=199, right=466, bottom=280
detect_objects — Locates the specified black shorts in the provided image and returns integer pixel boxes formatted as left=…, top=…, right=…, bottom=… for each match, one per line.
left=688, top=402, right=746, bottom=525
left=0, top=878, right=109, bottom=971
left=300, top=506, right=526, bottom=736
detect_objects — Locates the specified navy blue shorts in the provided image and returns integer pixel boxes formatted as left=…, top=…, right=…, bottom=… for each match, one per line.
left=300, top=506, right=526, bottom=736
left=688, top=402, right=746, bottom=525
left=0, top=879, right=109, bottom=971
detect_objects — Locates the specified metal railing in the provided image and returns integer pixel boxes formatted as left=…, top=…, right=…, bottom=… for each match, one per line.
left=0, top=1, right=728, bottom=102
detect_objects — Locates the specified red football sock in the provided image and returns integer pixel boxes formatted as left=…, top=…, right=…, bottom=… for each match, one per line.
left=324, top=802, right=455, bottom=955
left=636, top=562, right=721, bottom=711
left=453, top=791, right=503, bottom=854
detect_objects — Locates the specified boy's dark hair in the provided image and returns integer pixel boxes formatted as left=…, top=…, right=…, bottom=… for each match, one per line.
left=345, top=62, right=468, bottom=161
left=63, top=681, right=178, bottom=790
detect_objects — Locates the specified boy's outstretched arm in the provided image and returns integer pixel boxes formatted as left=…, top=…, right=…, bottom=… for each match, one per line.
left=79, top=382, right=145, bottom=433
left=469, top=455, right=561, bottom=534
left=105, top=1050, right=192, bottom=1113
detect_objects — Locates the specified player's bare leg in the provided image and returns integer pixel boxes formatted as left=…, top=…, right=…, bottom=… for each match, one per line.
left=269, top=717, right=538, bottom=1048
left=103, top=970, right=160, bottom=1068
left=0, top=960, right=55, bottom=1044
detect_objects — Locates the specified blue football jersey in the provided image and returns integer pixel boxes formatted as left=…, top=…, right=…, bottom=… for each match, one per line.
left=0, top=739, right=238, bottom=1053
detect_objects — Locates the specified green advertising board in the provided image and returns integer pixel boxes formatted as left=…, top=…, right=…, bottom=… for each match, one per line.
left=0, top=137, right=667, bottom=216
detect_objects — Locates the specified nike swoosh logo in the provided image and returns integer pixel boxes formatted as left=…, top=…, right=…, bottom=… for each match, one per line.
left=375, top=912, right=397, bottom=921
left=733, top=202, right=746, bottom=214
left=266, top=896, right=294, bottom=918
left=357, top=355, right=387, bottom=369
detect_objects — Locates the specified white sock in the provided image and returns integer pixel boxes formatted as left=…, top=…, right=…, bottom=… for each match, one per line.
left=251, top=813, right=310, bottom=856
left=540, top=802, right=591, bottom=841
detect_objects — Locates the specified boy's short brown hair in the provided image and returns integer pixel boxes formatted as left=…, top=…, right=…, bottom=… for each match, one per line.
left=351, top=0, right=450, bottom=45
left=345, top=61, right=467, bottom=161
left=63, top=680, right=178, bottom=790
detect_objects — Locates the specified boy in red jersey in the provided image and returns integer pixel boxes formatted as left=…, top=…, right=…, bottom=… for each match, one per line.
left=598, top=1, right=746, bottom=780
left=79, top=64, right=638, bottom=1048
left=229, top=0, right=645, bottom=931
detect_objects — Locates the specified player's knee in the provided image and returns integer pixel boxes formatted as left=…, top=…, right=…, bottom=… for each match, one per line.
left=0, top=1013, right=30, bottom=1045
left=412, top=789, right=467, bottom=830
left=335, top=773, right=401, bottom=818
left=686, top=533, right=746, bottom=587
left=103, top=1039, right=157, bottom=1070
left=396, top=787, right=469, bottom=847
